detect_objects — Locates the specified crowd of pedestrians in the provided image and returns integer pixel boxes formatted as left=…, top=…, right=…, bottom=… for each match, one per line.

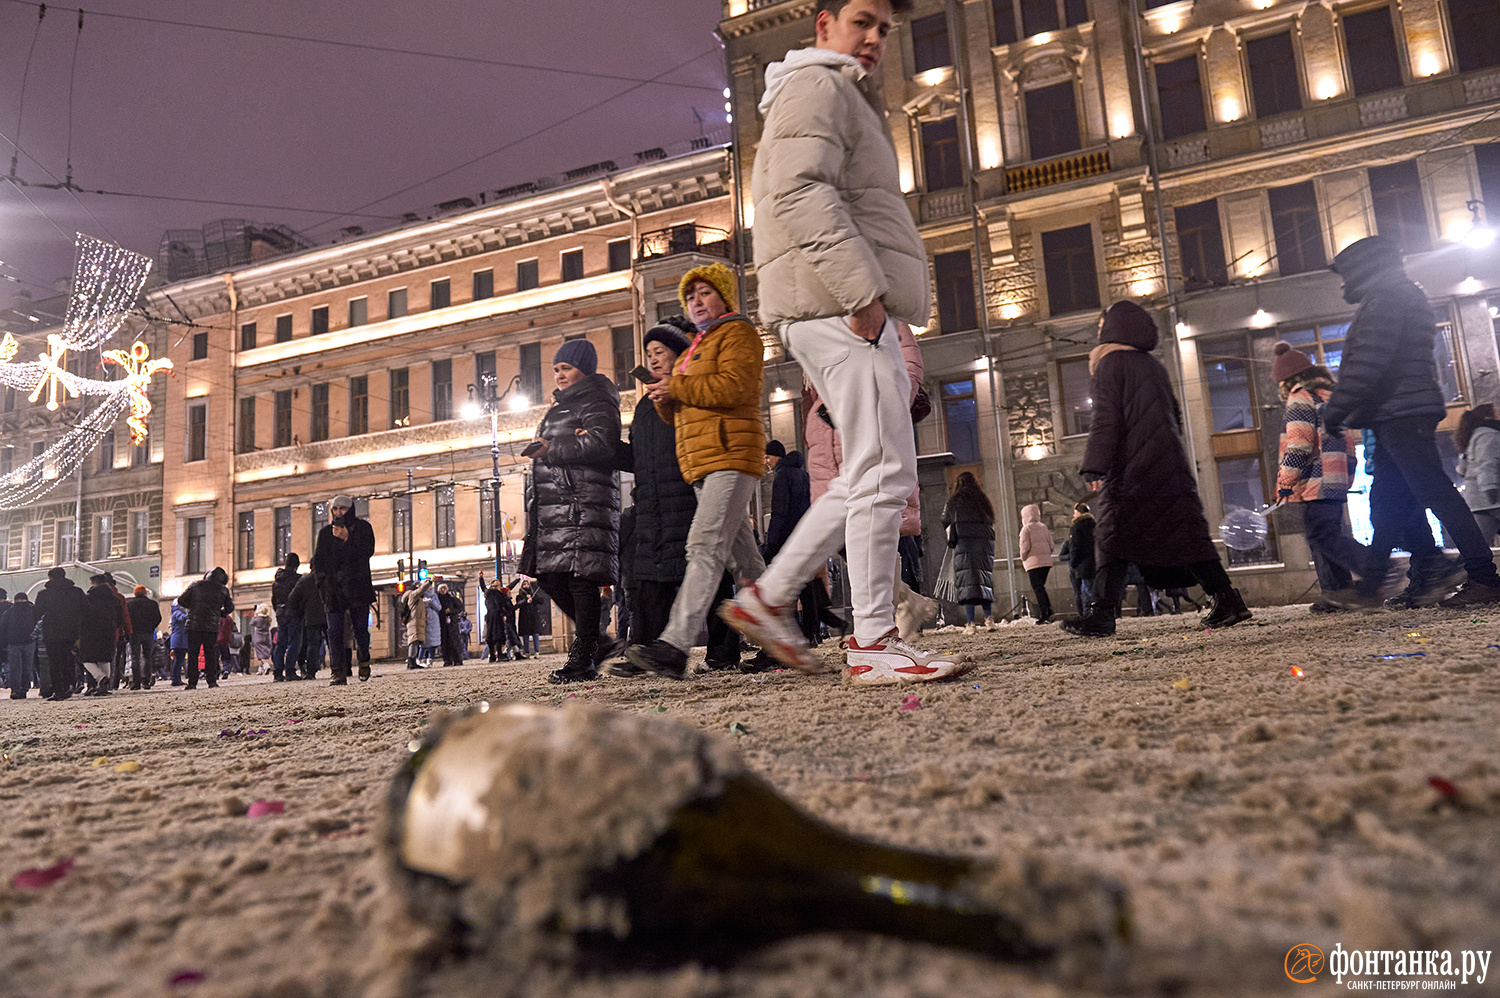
left=5, top=0, right=1499, bottom=704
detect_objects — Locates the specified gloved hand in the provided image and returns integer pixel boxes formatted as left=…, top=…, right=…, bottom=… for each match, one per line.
left=1278, top=488, right=1294, bottom=499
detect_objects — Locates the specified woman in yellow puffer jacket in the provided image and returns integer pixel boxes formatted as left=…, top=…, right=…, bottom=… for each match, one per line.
left=622, top=263, right=766, bottom=679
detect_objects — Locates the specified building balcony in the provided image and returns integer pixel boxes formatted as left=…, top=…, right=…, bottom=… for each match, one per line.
left=1004, top=148, right=1112, bottom=193
left=915, top=188, right=972, bottom=225
left=1159, top=65, right=1500, bottom=173
left=637, top=225, right=732, bottom=262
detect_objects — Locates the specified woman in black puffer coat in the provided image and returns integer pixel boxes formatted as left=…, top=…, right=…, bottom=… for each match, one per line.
left=941, top=472, right=996, bottom=632
left=1063, top=300, right=1249, bottom=638
left=79, top=576, right=125, bottom=696
left=521, top=339, right=621, bottom=683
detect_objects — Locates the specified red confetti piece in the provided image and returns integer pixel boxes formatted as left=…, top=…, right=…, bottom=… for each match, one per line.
left=167, top=969, right=207, bottom=987
left=246, top=800, right=285, bottom=818
left=1428, top=776, right=1461, bottom=800
left=12, top=857, right=73, bottom=889
left=898, top=695, right=922, bottom=712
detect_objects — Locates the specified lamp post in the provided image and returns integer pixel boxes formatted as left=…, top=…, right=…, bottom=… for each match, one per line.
left=464, top=374, right=528, bottom=584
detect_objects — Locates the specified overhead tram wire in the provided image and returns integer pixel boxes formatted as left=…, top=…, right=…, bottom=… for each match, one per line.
left=64, top=7, right=82, bottom=188
left=8, top=1, right=45, bottom=181
left=300, top=46, right=724, bottom=237
left=0, top=0, right=723, bottom=94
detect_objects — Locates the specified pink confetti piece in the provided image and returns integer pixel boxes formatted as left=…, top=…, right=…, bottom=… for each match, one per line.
left=73, top=725, right=87, bottom=729
left=567, top=693, right=578, bottom=698
left=246, top=800, right=285, bottom=818
left=12, top=857, right=73, bottom=889
left=167, top=969, right=207, bottom=987
left=898, top=695, right=922, bottom=711
left=284, top=719, right=303, bottom=724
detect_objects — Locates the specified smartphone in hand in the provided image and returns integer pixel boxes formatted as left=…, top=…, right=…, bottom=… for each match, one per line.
left=631, top=365, right=658, bottom=384
left=520, top=439, right=546, bottom=458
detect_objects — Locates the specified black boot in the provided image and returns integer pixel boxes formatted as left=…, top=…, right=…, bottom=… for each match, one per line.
left=1201, top=588, right=1252, bottom=629
left=548, top=639, right=598, bottom=685
left=1061, top=603, right=1118, bottom=637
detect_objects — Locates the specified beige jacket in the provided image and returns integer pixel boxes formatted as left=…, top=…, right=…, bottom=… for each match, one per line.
left=751, top=48, right=930, bottom=332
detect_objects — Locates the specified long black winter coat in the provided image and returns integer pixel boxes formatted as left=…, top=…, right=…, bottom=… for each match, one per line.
left=765, top=451, right=811, bottom=561
left=311, top=511, right=376, bottom=612
left=1082, top=302, right=1218, bottom=569
left=625, top=395, right=695, bottom=584
left=483, top=586, right=515, bottom=642
left=79, top=583, right=125, bottom=662
left=287, top=573, right=326, bottom=629
left=179, top=568, right=234, bottom=633
left=525, top=373, right=622, bottom=585
left=271, top=555, right=301, bottom=607
left=1067, top=514, right=1097, bottom=582
left=0, top=597, right=39, bottom=645
left=941, top=497, right=995, bottom=604
left=34, top=575, right=87, bottom=642
left=1323, top=237, right=1446, bottom=430
left=515, top=587, right=540, bottom=635
left=127, top=594, right=162, bottom=637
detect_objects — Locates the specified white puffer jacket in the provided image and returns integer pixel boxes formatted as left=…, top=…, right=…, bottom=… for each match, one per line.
left=751, top=48, right=930, bottom=332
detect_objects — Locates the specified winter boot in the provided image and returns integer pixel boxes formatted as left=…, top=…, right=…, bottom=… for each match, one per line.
left=1061, top=603, right=1118, bottom=637
left=1201, top=588, right=1252, bottom=629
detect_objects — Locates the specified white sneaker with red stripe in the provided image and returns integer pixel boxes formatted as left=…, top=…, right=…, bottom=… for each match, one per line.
left=843, top=630, right=973, bottom=686
left=718, top=583, right=824, bottom=673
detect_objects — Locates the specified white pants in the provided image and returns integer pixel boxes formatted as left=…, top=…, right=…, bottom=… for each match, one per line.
left=758, top=316, right=917, bottom=644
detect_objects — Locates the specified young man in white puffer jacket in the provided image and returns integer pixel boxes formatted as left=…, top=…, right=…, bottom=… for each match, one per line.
left=722, top=0, right=970, bottom=686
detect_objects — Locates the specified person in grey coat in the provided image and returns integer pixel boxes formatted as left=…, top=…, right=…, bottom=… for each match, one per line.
left=1456, top=403, right=1500, bottom=546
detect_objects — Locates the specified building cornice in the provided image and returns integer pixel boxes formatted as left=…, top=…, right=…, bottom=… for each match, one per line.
left=719, top=1, right=816, bottom=40
left=147, top=148, right=731, bottom=315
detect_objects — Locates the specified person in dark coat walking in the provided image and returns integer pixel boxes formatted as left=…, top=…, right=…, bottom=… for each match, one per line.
left=941, top=473, right=997, bottom=632
left=1063, top=301, right=1249, bottom=638
left=480, top=575, right=522, bottom=661
left=514, top=581, right=542, bottom=656
left=611, top=319, right=741, bottom=674
left=1060, top=501, right=1097, bottom=616
left=79, top=575, right=125, bottom=696
left=1322, top=236, right=1500, bottom=609
left=178, top=567, right=233, bottom=688
left=270, top=553, right=300, bottom=680
left=312, top=496, right=376, bottom=683
left=520, top=339, right=622, bottom=684
left=285, top=572, right=326, bottom=679
left=2, top=592, right=40, bottom=698
left=126, top=586, right=162, bottom=689
left=34, top=568, right=87, bottom=700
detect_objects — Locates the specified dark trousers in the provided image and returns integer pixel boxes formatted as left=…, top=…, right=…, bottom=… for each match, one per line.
left=292, top=625, right=325, bottom=677
left=186, top=630, right=219, bottom=686
left=1026, top=566, right=1053, bottom=620
left=276, top=617, right=304, bottom=679
left=1358, top=416, right=1500, bottom=596
left=1302, top=499, right=1368, bottom=592
left=324, top=605, right=369, bottom=678
left=1094, top=558, right=1230, bottom=610
left=633, top=576, right=738, bottom=662
left=8, top=642, right=35, bottom=695
left=540, top=572, right=603, bottom=660
left=170, top=647, right=185, bottom=685
left=128, top=637, right=154, bottom=686
left=46, top=638, right=78, bottom=698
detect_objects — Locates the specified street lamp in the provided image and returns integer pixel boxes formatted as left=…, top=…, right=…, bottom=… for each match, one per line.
left=466, top=373, right=528, bottom=584
left=1464, top=200, right=1495, bottom=250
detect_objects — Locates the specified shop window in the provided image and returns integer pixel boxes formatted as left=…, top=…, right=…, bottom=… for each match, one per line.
left=1217, top=457, right=1278, bottom=565
left=1278, top=322, right=1349, bottom=374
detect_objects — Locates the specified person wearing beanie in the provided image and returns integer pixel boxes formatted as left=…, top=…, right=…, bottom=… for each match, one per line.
left=1063, top=300, right=1251, bottom=638
left=1271, top=341, right=1367, bottom=612
left=765, top=439, right=786, bottom=462
left=311, top=495, right=376, bottom=683
left=522, top=331, right=623, bottom=684
left=609, top=312, right=743, bottom=679
left=622, top=264, right=767, bottom=681
left=1324, top=235, right=1500, bottom=609
left=126, top=584, right=163, bottom=689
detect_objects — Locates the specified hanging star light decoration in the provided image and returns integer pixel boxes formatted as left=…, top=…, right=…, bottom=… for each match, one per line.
left=0, top=234, right=170, bottom=511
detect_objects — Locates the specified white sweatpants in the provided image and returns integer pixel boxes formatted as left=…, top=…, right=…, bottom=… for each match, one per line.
left=757, top=315, right=917, bottom=644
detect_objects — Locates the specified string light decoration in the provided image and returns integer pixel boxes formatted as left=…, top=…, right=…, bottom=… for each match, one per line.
left=0, top=234, right=171, bottom=511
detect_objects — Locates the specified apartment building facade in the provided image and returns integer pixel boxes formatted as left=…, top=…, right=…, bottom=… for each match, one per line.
left=723, top=0, right=1500, bottom=605
left=150, top=147, right=735, bottom=656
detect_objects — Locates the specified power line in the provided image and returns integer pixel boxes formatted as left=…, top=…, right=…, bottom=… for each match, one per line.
left=0, top=0, right=724, bottom=94
left=301, top=46, right=724, bottom=236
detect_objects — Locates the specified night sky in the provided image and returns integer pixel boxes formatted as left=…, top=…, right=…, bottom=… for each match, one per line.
left=0, top=0, right=729, bottom=309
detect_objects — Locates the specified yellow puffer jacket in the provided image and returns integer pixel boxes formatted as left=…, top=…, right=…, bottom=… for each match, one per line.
left=655, top=313, right=766, bottom=484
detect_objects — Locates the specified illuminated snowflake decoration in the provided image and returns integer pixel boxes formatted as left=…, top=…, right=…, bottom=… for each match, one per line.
left=0, top=234, right=171, bottom=510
